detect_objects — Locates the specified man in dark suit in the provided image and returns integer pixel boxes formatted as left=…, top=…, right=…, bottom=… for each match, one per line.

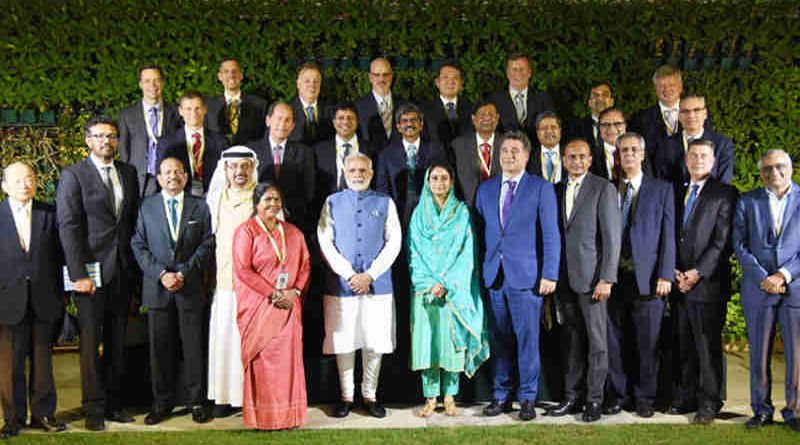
left=118, top=65, right=182, bottom=196
left=131, top=157, right=214, bottom=425
left=355, top=57, right=407, bottom=154
left=205, top=58, right=268, bottom=146
left=546, top=139, right=621, bottom=422
left=452, top=100, right=502, bottom=207
left=650, top=95, right=734, bottom=190
left=526, top=111, right=565, bottom=183
left=487, top=53, right=555, bottom=142
left=568, top=81, right=615, bottom=150
left=476, top=131, right=560, bottom=421
left=248, top=101, right=315, bottom=234
left=288, top=62, right=334, bottom=146
left=733, top=149, right=800, bottom=433
left=668, top=140, right=738, bottom=424
left=0, top=163, right=65, bottom=438
left=590, top=107, right=626, bottom=182
left=605, top=132, right=675, bottom=418
left=375, top=103, right=444, bottom=228
left=157, top=91, right=228, bottom=196
left=420, top=62, right=474, bottom=157
left=56, top=117, right=140, bottom=431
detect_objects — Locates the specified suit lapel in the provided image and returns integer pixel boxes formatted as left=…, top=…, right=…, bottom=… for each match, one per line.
left=567, top=175, right=590, bottom=227
left=175, top=197, right=196, bottom=251
left=683, top=179, right=713, bottom=234
left=28, top=202, right=44, bottom=257
left=779, top=185, right=800, bottom=238
left=505, top=173, right=528, bottom=230
left=82, top=159, right=116, bottom=217
left=0, top=201, right=23, bottom=255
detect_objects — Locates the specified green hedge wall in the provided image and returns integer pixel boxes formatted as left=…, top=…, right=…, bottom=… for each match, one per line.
left=2, top=0, right=799, bottom=340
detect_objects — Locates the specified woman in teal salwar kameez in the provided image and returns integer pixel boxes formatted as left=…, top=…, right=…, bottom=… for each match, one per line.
left=408, top=162, right=490, bottom=417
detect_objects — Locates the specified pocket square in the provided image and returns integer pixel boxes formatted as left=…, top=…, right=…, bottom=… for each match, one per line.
left=187, top=220, right=198, bottom=225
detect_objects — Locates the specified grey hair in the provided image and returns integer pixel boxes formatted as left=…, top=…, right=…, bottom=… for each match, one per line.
left=615, top=132, right=646, bottom=152
left=344, top=152, right=373, bottom=171
left=1, top=161, right=35, bottom=185
left=757, top=149, right=792, bottom=170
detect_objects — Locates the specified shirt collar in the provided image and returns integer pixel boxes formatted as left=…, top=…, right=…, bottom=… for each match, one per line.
left=336, top=135, right=358, bottom=147
left=624, top=171, right=643, bottom=191
left=270, top=138, right=287, bottom=149
left=161, top=190, right=184, bottom=204
left=300, top=97, right=318, bottom=109
left=766, top=184, right=793, bottom=200
left=659, top=100, right=678, bottom=113
left=684, top=129, right=704, bottom=140
left=440, top=95, right=458, bottom=108
left=477, top=133, right=495, bottom=147
left=502, top=170, right=525, bottom=183
left=8, top=197, right=32, bottom=213
left=89, top=153, right=114, bottom=169
left=402, top=138, right=421, bottom=150
left=542, top=144, right=560, bottom=156
left=224, top=91, right=242, bottom=103
left=509, top=86, right=528, bottom=97
left=372, top=91, right=392, bottom=105
left=185, top=125, right=204, bottom=136
left=568, top=172, right=588, bottom=185
left=142, top=99, right=163, bottom=111
left=604, top=142, right=616, bottom=153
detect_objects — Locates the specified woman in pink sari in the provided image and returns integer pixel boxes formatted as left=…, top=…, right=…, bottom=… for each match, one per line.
left=233, top=183, right=310, bottom=430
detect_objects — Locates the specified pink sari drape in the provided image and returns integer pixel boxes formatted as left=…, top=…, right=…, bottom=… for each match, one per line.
left=233, top=217, right=311, bottom=430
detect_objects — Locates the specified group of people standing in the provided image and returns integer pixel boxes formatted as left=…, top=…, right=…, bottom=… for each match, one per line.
left=1, top=52, right=798, bottom=438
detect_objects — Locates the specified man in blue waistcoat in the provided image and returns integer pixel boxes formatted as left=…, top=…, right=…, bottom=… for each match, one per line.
left=318, top=153, right=402, bottom=419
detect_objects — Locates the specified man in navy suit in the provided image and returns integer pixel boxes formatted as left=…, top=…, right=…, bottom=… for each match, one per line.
left=131, top=157, right=214, bottom=425
left=526, top=111, right=565, bottom=183
left=158, top=91, right=228, bottom=196
left=118, top=65, right=182, bottom=196
left=420, top=62, right=474, bottom=158
left=0, top=163, right=65, bottom=438
left=205, top=58, right=268, bottom=146
left=476, top=131, right=560, bottom=421
left=669, top=140, right=738, bottom=424
left=57, top=117, right=140, bottom=430
left=355, top=58, right=406, bottom=154
left=568, top=81, right=615, bottom=150
left=288, top=62, right=334, bottom=146
left=488, top=53, right=555, bottom=143
left=733, top=149, right=800, bottom=433
left=604, top=132, right=675, bottom=418
left=375, top=102, right=444, bottom=228
left=650, top=95, right=734, bottom=190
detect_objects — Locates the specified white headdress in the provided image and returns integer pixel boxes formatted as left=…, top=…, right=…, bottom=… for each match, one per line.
left=206, top=145, right=259, bottom=232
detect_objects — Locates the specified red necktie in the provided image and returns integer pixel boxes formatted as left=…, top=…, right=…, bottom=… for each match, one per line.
left=192, top=132, right=202, bottom=180
left=480, top=143, right=491, bottom=181
left=612, top=148, right=621, bottom=182
left=273, top=145, right=282, bottom=179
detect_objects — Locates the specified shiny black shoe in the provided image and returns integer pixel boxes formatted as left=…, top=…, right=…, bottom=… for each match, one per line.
left=483, top=399, right=514, bottom=417
left=582, top=402, right=602, bottom=422
left=1, top=422, right=21, bottom=439
left=518, top=400, right=537, bottom=421
left=105, top=408, right=135, bottom=423
left=545, top=399, right=582, bottom=417
left=636, top=405, right=655, bottom=418
left=29, top=416, right=66, bottom=432
left=692, top=408, right=716, bottom=424
left=144, top=408, right=171, bottom=426
left=332, top=401, right=353, bottom=418
left=364, top=401, right=386, bottom=418
left=666, top=405, right=695, bottom=415
left=212, top=404, right=232, bottom=418
left=785, top=418, right=800, bottom=433
left=84, top=417, right=106, bottom=431
left=191, top=405, right=213, bottom=424
left=744, top=413, right=773, bottom=429
left=602, top=402, right=622, bottom=415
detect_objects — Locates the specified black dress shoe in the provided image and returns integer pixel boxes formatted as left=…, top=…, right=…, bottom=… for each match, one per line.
left=483, top=399, right=514, bottom=417
left=364, top=401, right=386, bottom=418
left=786, top=418, right=800, bottom=433
left=144, top=408, right=171, bottom=426
left=582, top=402, right=602, bottom=422
left=545, top=399, right=582, bottom=417
left=692, top=408, right=716, bottom=424
left=666, top=405, right=695, bottom=415
left=744, top=413, right=773, bottom=429
left=29, top=416, right=66, bottom=432
left=212, top=404, right=232, bottom=418
left=636, top=405, right=655, bottom=418
left=602, top=402, right=622, bottom=415
left=84, top=417, right=105, bottom=431
left=191, top=405, right=212, bottom=423
left=1, top=422, right=21, bottom=439
left=518, top=400, right=536, bottom=421
left=105, top=409, right=135, bottom=423
left=332, top=401, right=353, bottom=418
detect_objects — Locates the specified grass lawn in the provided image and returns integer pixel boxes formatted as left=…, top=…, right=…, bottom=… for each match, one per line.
left=8, top=424, right=798, bottom=445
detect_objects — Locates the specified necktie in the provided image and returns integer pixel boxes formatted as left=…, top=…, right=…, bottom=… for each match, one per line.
left=682, top=184, right=699, bottom=229
left=13, top=205, right=29, bottom=252
left=665, top=109, right=677, bottom=136
left=168, top=197, right=178, bottom=240
left=338, top=143, right=352, bottom=190
left=380, top=99, right=392, bottom=137
left=192, top=132, right=202, bottom=180
left=273, top=145, right=283, bottom=179
left=407, top=144, right=417, bottom=169
left=545, top=150, right=555, bottom=182
left=611, top=147, right=621, bottom=181
left=514, top=92, right=526, bottom=124
left=228, top=99, right=240, bottom=135
left=621, top=182, right=633, bottom=232
left=147, top=106, right=159, bottom=175
left=306, top=105, right=317, bottom=139
left=480, top=143, right=491, bottom=180
left=501, top=180, right=517, bottom=229
left=103, top=166, right=116, bottom=216
left=566, top=180, right=578, bottom=219
left=446, top=102, right=457, bottom=121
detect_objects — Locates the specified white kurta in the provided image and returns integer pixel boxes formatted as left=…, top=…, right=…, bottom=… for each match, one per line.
left=317, top=196, right=402, bottom=354
left=208, top=187, right=253, bottom=406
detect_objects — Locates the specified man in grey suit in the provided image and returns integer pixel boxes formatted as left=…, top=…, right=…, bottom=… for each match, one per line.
left=131, top=157, right=214, bottom=425
left=546, top=139, right=621, bottom=422
left=118, top=65, right=182, bottom=196
left=452, top=100, right=502, bottom=207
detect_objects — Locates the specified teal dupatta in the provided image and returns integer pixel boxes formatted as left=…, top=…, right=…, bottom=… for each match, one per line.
left=408, top=169, right=489, bottom=378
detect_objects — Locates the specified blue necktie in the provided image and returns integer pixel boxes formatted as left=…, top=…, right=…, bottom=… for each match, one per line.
left=306, top=105, right=316, bottom=125
left=168, top=198, right=178, bottom=239
left=682, top=184, right=699, bottom=229
left=621, top=182, right=634, bottom=232
left=545, top=151, right=555, bottom=182
left=446, top=102, right=457, bottom=121
left=147, top=106, right=159, bottom=175
left=407, top=144, right=417, bottom=169
left=501, top=180, right=517, bottom=229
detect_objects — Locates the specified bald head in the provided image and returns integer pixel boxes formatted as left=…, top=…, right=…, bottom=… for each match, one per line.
left=369, top=58, right=393, bottom=96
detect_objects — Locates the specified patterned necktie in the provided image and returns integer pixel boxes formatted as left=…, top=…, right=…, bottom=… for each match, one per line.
left=514, top=92, right=526, bottom=124
left=611, top=147, right=621, bottom=181
left=566, top=180, right=578, bottom=219
left=338, top=143, right=352, bottom=190
left=480, top=143, right=491, bottom=181
left=664, top=108, right=677, bottom=136
left=380, top=99, right=392, bottom=137
left=273, top=145, right=283, bottom=179
left=545, top=150, right=555, bottom=182
left=621, top=181, right=633, bottom=232
left=446, top=102, right=457, bottom=121
left=147, top=106, right=159, bottom=175
left=168, top=198, right=178, bottom=238
left=501, top=180, right=517, bottom=229
left=407, top=144, right=417, bottom=169
left=192, top=132, right=202, bottom=180
left=13, top=205, right=29, bottom=252
left=682, top=184, right=699, bottom=229
left=228, top=99, right=240, bottom=135
left=306, top=105, right=317, bottom=139
left=103, top=166, right=116, bottom=216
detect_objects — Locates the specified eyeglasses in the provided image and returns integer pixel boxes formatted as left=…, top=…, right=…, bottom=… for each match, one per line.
left=760, top=163, right=789, bottom=173
left=599, top=122, right=625, bottom=129
left=89, top=133, right=118, bottom=140
left=679, top=107, right=706, bottom=114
